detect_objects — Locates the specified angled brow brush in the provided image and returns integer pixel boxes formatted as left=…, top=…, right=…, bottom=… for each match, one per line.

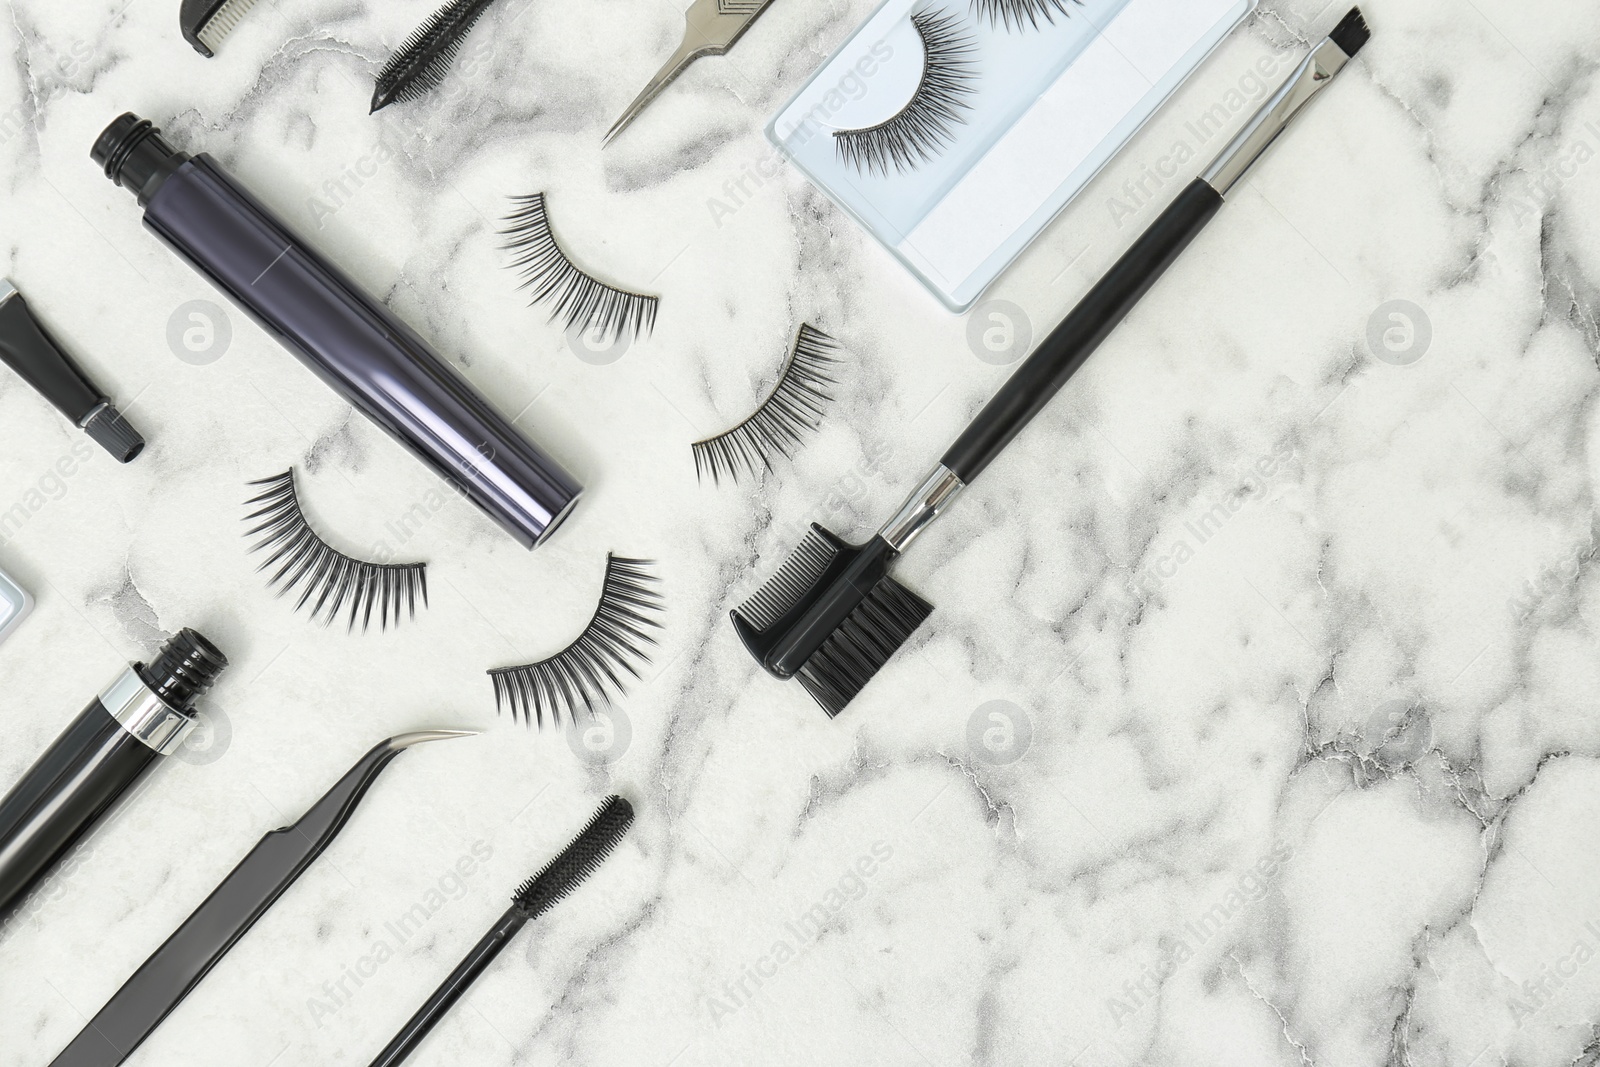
left=367, top=795, right=635, bottom=1067
left=732, top=8, right=1372, bottom=717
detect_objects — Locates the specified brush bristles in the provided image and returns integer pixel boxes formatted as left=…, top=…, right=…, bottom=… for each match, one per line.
left=1329, top=7, right=1370, bottom=59
left=373, top=0, right=497, bottom=108
left=732, top=526, right=841, bottom=633
left=796, top=576, right=932, bottom=717
left=196, top=0, right=260, bottom=51
left=513, top=796, right=634, bottom=920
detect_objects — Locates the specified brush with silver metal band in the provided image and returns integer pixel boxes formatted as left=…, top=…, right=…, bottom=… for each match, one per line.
left=0, top=280, right=145, bottom=462
left=731, top=8, right=1372, bottom=718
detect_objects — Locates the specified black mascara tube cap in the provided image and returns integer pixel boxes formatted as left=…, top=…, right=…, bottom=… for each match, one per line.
left=91, top=112, right=585, bottom=548
left=91, top=113, right=190, bottom=206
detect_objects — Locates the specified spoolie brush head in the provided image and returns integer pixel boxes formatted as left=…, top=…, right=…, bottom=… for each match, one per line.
left=372, top=0, right=497, bottom=112
left=513, top=796, right=634, bottom=921
left=731, top=526, right=932, bottom=718
left=1328, top=7, right=1370, bottom=59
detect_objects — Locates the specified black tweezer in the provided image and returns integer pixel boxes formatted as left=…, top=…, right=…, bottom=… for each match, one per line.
left=48, top=731, right=475, bottom=1067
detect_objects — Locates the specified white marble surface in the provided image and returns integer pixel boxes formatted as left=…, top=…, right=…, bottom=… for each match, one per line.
left=1, top=0, right=1599, bottom=1064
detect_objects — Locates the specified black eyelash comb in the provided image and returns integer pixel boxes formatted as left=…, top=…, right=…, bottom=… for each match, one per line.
left=972, top=0, right=1082, bottom=31
left=371, top=0, right=501, bottom=113
left=734, top=8, right=1372, bottom=717
left=502, top=194, right=660, bottom=343
left=692, top=324, right=842, bottom=485
left=489, top=555, right=663, bottom=726
left=180, top=0, right=262, bottom=56
left=245, top=470, right=429, bottom=631
left=833, top=9, right=978, bottom=176
left=365, top=795, right=635, bottom=1067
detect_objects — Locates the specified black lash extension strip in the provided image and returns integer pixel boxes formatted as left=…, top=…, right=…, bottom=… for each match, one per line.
left=502, top=193, right=660, bottom=343
left=972, top=0, right=1083, bottom=31
left=833, top=9, right=978, bottom=176
left=371, top=0, right=499, bottom=113
left=244, top=470, right=428, bottom=631
left=692, top=324, right=843, bottom=485
left=488, top=554, right=664, bottom=727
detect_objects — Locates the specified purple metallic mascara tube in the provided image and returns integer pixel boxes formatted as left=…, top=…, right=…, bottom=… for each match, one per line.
left=91, top=113, right=582, bottom=549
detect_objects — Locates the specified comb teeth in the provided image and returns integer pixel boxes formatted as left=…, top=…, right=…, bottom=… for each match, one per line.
left=513, top=796, right=634, bottom=921
left=1328, top=7, right=1370, bottom=59
left=733, top=526, right=842, bottom=633
left=196, top=0, right=260, bottom=51
left=796, top=576, right=932, bottom=717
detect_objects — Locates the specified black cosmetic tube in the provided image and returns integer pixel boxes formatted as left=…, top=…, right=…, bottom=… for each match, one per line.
left=0, top=280, right=146, bottom=462
left=0, top=629, right=227, bottom=926
left=90, top=113, right=583, bottom=549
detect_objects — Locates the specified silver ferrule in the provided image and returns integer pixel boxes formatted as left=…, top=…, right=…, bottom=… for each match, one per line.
left=877, top=465, right=965, bottom=553
left=76, top=400, right=111, bottom=430
left=1201, top=37, right=1354, bottom=197
left=99, top=667, right=195, bottom=755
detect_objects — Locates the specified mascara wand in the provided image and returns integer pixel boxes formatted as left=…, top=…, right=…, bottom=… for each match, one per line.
left=731, top=8, right=1373, bottom=718
left=372, top=0, right=501, bottom=113
left=367, top=796, right=635, bottom=1067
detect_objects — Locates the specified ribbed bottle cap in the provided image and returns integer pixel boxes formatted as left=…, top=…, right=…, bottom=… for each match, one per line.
left=81, top=404, right=146, bottom=463
left=138, top=628, right=228, bottom=711
left=91, top=112, right=189, bottom=205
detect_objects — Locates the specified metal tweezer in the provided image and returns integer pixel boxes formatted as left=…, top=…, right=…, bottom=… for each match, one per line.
left=605, top=0, right=779, bottom=145
left=47, top=731, right=475, bottom=1067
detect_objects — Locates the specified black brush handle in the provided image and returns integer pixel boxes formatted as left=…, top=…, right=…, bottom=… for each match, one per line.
left=368, top=905, right=528, bottom=1067
left=941, top=178, right=1224, bottom=483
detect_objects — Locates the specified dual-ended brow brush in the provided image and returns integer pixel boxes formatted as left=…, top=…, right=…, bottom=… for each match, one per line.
left=367, top=795, right=635, bottom=1067
left=732, top=8, right=1372, bottom=717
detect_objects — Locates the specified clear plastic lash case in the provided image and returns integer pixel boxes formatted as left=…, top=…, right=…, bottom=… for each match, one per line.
left=0, top=565, right=31, bottom=646
left=767, top=0, right=1257, bottom=311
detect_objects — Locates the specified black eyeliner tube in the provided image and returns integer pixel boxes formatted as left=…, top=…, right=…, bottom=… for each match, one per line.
left=0, top=629, right=227, bottom=926
left=0, top=281, right=146, bottom=462
left=90, top=113, right=583, bottom=549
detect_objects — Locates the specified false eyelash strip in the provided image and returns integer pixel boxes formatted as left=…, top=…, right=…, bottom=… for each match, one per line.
left=244, top=470, right=428, bottom=631
left=371, top=0, right=499, bottom=112
left=488, top=555, right=663, bottom=727
left=502, top=194, right=660, bottom=343
left=691, top=325, right=842, bottom=485
left=833, top=9, right=978, bottom=176
left=971, top=0, right=1082, bottom=31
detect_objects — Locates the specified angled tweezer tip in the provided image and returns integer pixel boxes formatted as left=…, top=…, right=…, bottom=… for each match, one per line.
left=388, top=729, right=479, bottom=750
